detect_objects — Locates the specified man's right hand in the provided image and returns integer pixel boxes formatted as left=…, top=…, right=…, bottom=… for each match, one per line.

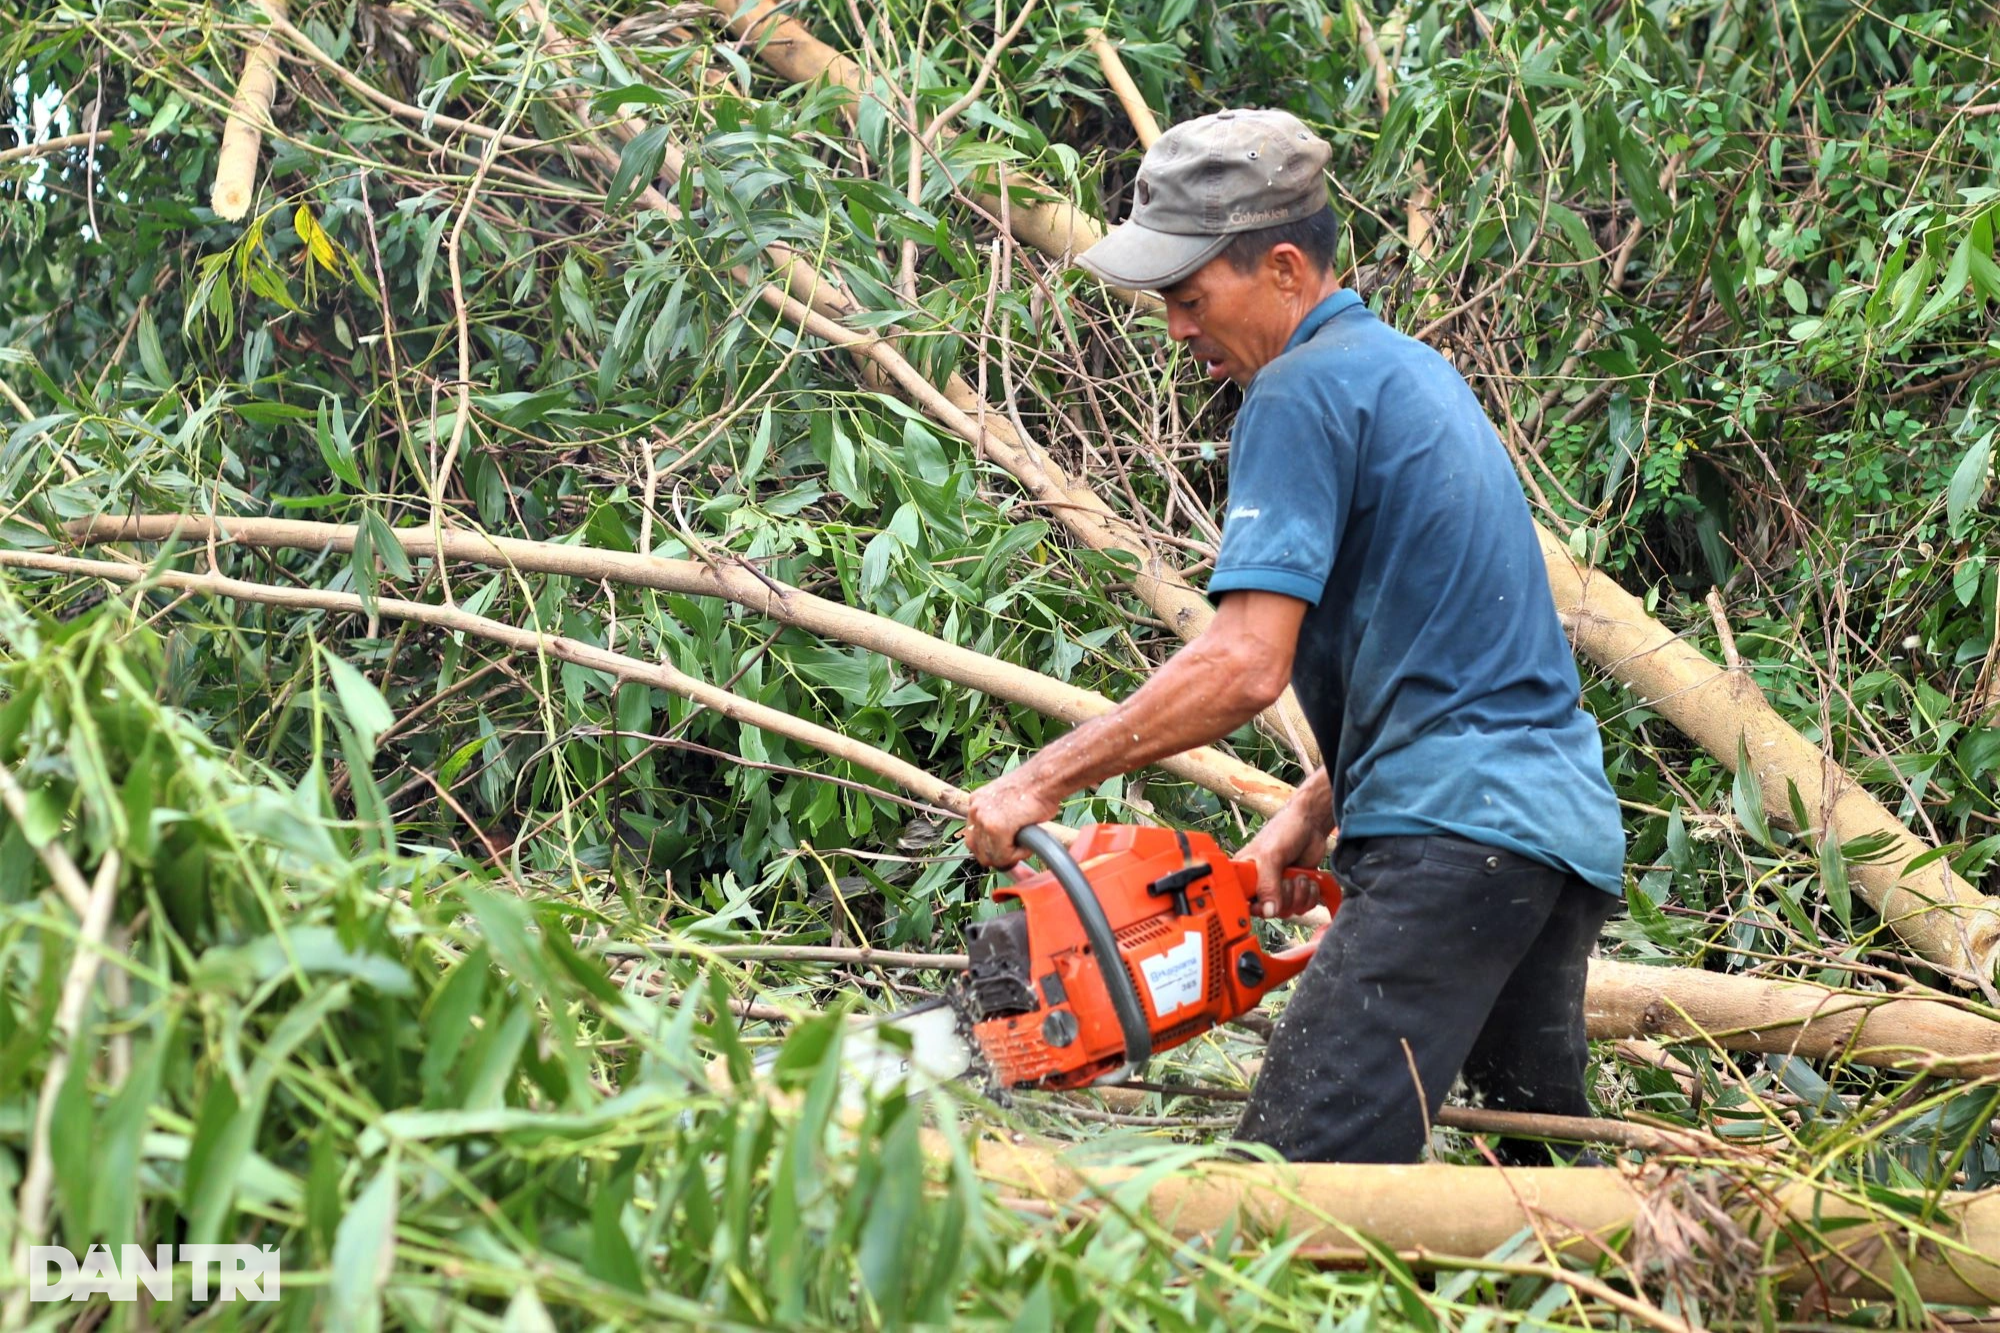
left=1239, top=800, right=1332, bottom=918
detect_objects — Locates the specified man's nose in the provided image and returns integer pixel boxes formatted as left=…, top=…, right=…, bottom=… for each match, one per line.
left=1165, top=306, right=1197, bottom=342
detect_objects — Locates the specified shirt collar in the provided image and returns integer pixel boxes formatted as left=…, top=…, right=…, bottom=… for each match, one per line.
left=1282, top=289, right=1364, bottom=355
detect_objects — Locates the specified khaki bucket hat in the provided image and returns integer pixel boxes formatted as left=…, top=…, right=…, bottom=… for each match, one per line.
left=1077, top=108, right=1333, bottom=290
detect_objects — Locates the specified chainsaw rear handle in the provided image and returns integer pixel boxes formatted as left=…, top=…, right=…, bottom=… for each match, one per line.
left=1015, top=824, right=1153, bottom=1085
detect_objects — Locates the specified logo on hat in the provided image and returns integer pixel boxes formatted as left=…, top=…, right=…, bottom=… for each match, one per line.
left=1226, top=206, right=1294, bottom=226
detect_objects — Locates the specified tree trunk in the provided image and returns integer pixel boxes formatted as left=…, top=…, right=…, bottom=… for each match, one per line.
left=1586, top=957, right=2000, bottom=1077
left=967, top=1132, right=2000, bottom=1306
left=1541, top=531, right=2000, bottom=983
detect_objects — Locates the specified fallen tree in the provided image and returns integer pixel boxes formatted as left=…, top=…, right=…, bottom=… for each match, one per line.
left=1585, top=957, right=2000, bottom=1078
left=966, top=1132, right=2000, bottom=1307
left=1542, top=534, right=2000, bottom=984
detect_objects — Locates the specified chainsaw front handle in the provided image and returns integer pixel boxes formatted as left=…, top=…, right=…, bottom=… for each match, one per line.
left=1260, top=866, right=1343, bottom=988
left=1279, top=866, right=1343, bottom=916
left=1015, top=824, right=1153, bottom=1085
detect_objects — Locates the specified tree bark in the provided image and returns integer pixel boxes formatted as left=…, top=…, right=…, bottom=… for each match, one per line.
left=967, top=1132, right=2000, bottom=1306
left=1585, top=957, right=2000, bottom=1077
left=211, top=0, right=287, bottom=221
left=1086, top=29, right=1162, bottom=148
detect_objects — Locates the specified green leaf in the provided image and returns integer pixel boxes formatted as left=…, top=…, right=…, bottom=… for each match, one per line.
left=195, top=928, right=411, bottom=997
left=1625, top=876, right=1680, bottom=947
left=358, top=507, right=412, bottom=580
left=1956, top=557, right=1986, bottom=607
left=183, top=1075, right=251, bottom=1245
left=91, top=1020, right=171, bottom=1245
left=1732, top=738, right=1775, bottom=850
left=586, top=1163, right=646, bottom=1292
left=1947, top=431, right=1992, bottom=538
left=307, top=1120, right=342, bottom=1261
left=1819, top=819, right=1852, bottom=933
left=49, top=1027, right=95, bottom=1242
left=328, top=1153, right=400, bottom=1333
left=592, top=85, right=677, bottom=114
left=1614, top=127, right=1669, bottom=224
left=435, top=734, right=487, bottom=788
left=858, top=1111, right=923, bottom=1318
left=323, top=650, right=395, bottom=763
left=136, top=309, right=171, bottom=385
left=607, top=124, right=671, bottom=211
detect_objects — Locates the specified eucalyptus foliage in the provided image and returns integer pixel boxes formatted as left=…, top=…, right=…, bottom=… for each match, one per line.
left=3, top=0, right=2000, bottom=1325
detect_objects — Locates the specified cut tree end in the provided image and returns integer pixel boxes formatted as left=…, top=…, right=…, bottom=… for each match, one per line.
left=210, top=181, right=253, bottom=221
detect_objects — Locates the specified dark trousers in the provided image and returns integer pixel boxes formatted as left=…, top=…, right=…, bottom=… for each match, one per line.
left=1237, top=833, right=1621, bottom=1164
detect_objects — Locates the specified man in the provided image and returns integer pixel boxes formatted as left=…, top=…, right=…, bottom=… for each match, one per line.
left=962, top=109, right=1626, bottom=1165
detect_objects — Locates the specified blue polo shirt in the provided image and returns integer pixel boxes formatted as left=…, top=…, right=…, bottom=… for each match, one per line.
left=1210, top=290, right=1625, bottom=894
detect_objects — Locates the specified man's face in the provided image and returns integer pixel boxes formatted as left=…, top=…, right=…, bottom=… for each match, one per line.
left=1160, top=250, right=1311, bottom=387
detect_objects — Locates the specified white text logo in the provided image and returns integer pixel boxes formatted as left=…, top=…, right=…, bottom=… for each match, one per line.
left=29, top=1245, right=281, bottom=1302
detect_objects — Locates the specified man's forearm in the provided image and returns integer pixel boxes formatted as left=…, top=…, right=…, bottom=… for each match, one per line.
left=1018, top=635, right=1277, bottom=800
left=962, top=590, right=1308, bottom=868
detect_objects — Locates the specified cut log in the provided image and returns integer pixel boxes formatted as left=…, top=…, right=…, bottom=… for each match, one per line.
left=66, top=515, right=1295, bottom=818
left=211, top=1, right=287, bottom=221
left=1586, top=957, right=2000, bottom=1077
left=968, top=1132, right=2000, bottom=1306
left=1541, top=531, right=2000, bottom=983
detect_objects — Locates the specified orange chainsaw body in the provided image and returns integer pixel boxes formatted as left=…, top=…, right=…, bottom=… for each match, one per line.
left=963, top=824, right=1340, bottom=1089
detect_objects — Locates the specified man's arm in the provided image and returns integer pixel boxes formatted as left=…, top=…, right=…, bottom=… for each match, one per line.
left=962, top=590, right=1308, bottom=868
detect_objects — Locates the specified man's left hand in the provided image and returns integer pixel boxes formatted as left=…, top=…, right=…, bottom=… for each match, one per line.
left=963, top=769, right=1062, bottom=869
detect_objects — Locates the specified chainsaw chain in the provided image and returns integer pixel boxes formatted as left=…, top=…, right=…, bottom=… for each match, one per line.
left=944, top=975, right=1010, bottom=1106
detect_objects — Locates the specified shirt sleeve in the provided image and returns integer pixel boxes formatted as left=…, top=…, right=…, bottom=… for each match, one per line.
left=1208, top=376, right=1350, bottom=606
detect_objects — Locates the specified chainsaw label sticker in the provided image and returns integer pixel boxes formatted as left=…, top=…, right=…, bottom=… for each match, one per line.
left=1138, top=931, right=1205, bottom=1017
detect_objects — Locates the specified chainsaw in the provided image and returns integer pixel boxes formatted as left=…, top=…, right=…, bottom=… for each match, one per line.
left=823, top=823, right=1342, bottom=1096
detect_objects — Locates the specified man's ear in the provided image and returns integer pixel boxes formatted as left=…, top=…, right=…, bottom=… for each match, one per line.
left=1265, top=243, right=1308, bottom=295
